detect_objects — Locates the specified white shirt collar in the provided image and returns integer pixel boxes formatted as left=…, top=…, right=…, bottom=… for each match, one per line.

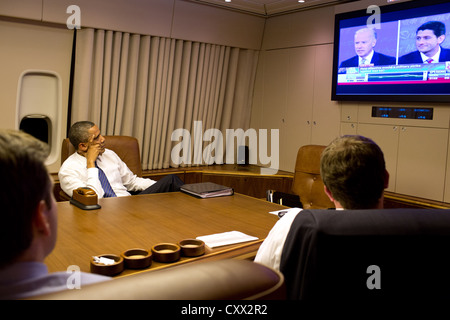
left=420, top=46, right=441, bottom=63
left=359, top=50, right=374, bottom=65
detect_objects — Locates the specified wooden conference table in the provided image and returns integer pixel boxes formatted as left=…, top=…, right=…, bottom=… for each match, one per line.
left=46, top=192, right=282, bottom=277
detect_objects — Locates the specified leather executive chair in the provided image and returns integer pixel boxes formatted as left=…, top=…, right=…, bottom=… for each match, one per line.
left=268, top=145, right=334, bottom=210
left=28, top=259, right=286, bottom=300
left=59, top=135, right=142, bottom=200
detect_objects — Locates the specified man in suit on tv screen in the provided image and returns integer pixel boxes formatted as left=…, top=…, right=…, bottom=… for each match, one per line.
left=399, top=21, right=450, bottom=64
left=339, top=27, right=396, bottom=68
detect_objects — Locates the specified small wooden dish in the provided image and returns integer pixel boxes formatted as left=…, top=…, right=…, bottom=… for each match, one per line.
left=179, top=239, right=205, bottom=257
left=151, top=243, right=181, bottom=263
left=90, top=254, right=124, bottom=276
left=121, top=248, right=152, bottom=269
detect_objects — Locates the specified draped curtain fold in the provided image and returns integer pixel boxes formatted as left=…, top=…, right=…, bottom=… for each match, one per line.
left=71, top=28, right=259, bottom=170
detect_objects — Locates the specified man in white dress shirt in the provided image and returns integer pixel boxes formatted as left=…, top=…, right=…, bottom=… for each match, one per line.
left=0, top=130, right=110, bottom=299
left=59, top=121, right=183, bottom=198
left=254, top=135, right=389, bottom=270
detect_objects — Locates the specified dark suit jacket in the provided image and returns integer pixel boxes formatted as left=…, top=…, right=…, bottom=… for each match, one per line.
left=399, top=47, right=450, bottom=64
left=339, top=51, right=396, bottom=68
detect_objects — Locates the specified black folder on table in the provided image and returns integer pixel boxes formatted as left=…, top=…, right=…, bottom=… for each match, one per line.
left=180, top=182, right=234, bottom=199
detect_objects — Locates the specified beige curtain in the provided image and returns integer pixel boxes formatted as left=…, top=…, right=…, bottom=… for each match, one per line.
left=71, top=28, right=259, bottom=170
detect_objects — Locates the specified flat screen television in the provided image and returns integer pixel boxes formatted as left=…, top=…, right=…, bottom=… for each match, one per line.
left=331, top=0, right=450, bottom=102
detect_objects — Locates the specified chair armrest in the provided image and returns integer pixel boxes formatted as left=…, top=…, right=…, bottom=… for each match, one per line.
left=59, top=190, right=71, bottom=201
left=28, top=259, right=285, bottom=300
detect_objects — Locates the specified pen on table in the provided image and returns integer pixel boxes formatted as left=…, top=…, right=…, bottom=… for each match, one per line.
left=278, top=211, right=287, bottom=218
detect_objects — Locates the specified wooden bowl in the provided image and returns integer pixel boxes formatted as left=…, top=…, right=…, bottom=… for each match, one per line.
left=151, top=243, right=181, bottom=263
left=90, top=254, right=124, bottom=276
left=179, top=239, right=205, bottom=257
left=121, top=248, right=152, bottom=269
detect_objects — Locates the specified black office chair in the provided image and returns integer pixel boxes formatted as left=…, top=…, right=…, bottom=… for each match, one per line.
left=280, top=208, right=450, bottom=300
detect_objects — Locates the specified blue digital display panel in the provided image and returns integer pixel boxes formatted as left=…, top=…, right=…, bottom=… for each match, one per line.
left=372, top=107, right=433, bottom=120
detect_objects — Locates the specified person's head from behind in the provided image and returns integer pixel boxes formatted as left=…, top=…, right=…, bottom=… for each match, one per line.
left=354, top=27, right=377, bottom=59
left=416, top=21, right=446, bottom=57
left=0, top=130, right=56, bottom=268
left=320, top=135, right=389, bottom=209
left=69, top=121, right=105, bottom=155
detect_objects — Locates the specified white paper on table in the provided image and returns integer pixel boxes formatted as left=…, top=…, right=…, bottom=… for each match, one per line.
left=196, top=231, right=259, bottom=248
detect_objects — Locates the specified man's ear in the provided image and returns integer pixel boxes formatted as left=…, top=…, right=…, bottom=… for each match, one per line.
left=33, top=200, right=51, bottom=236
left=437, top=34, right=445, bottom=45
left=78, top=142, right=88, bottom=152
left=384, top=170, right=390, bottom=189
left=324, top=185, right=335, bottom=202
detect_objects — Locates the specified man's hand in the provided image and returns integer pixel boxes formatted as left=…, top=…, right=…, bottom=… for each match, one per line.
left=86, top=134, right=103, bottom=168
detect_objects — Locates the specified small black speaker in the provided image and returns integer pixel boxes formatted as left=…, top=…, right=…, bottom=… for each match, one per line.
left=237, top=145, right=249, bottom=165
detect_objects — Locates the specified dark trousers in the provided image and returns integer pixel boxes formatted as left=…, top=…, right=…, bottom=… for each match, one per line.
left=139, top=174, right=184, bottom=194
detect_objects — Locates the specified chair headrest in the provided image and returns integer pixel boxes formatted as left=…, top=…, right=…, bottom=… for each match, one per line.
left=294, top=145, right=326, bottom=174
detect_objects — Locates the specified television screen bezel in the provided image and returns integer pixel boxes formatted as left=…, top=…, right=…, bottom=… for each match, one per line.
left=331, top=0, right=450, bottom=103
